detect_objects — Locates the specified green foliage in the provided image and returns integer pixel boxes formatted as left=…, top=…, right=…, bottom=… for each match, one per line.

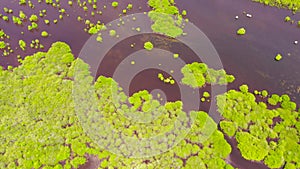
left=29, top=14, right=38, bottom=22
left=28, top=22, right=38, bottom=31
left=147, top=0, right=184, bottom=37
left=239, top=84, right=249, bottom=93
left=261, top=90, right=268, bottom=97
left=70, top=157, right=86, bottom=168
left=144, top=41, right=154, bottom=51
left=173, top=53, right=179, bottom=58
left=220, top=121, right=237, bottom=137
left=18, top=39, right=26, bottom=51
left=264, top=149, right=285, bottom=168
left=253, top=0, right=300, bottom=12
left=157, top=73, right=175, bottom=84
left=109, top=29, right=116, bottom=37
left=1, top=42, right=233, bottom=168
left=19, top=0, right=26, bottom=5
left=237, top=27, right=246, bottom=35
left=268, top=94, right=280, bottom=105
left=236, top=132, right=270, bottom=161
left=88, top=23, right=105, bottom=35
left=0, top=41, right=6, bottom=49
left=0, top=30, right=5, bottom=38
left=111, top=1, right=118, bottom=8
left=217, top=84, right=300, bottom=168
left=127, top=3, right=133, bottom=10
left=148, top=11, right=183, bottom=38
left=275, top=53, right=282, bottom=61
left=0, top=42, right=90, bottom=168
left=19, top=11, right=26, bottom=19
left=181, top=62, right=235, bottom=88
left=44, top=19, right=50, bottom=25
left=12, top=16, right=22, bottom=25
left=285, top=16, right=291, bottom=22
left=41, top=31, right=49, bottom=37
left=203, top=91, right=210, bottom=98
left=2, top=15, right=9, bottom=21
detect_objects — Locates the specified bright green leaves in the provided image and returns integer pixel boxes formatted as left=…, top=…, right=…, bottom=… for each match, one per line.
left=88, top=23, right=105, bottom=35
left=0, top=42, right=91, bottom=168
left=148, top=11, right=183, bottom=38
left=148, top=0, right=179, bottom=14
left=0, top=41, right=236, bottom=168
left=181, top=62, right=235, bottom=88
left=147, top=0, right=184, bottom=38
left=203, top=91, right=210, bottom=98
left=109, top=29, right=117, bottom=37
left=173, top=111, right=232, bottom=169
left=261, top=90, right=268, bottom=97
left=267, top=93, right=297, bottom=110
left=264, top=149, right=285, bottom=168
left=239, top=84, right=249, bottom=93
left=275, top=53, right=282, bottom=61
left=144, top=41, right=154, bottom=50
left=0, top=41, right=6, bottom=49
left=29, top=14, right=38, bottom=22
left=18, top=39, right=26, bottom=51
left=56, top=146, right=71, bottom=162
left=111, top=1, right=119, bottom=8
left=219, top=121, right=237, bottom=137
left=237, top=27, right=246, bottom=35
left=157, top=73, right=175, bottom=84
left=285, top=16, right=291, bottom=22
left=185, top=156, right=205, bottom=168
left=236, top=132, right=270, bottom=161
left=181, top=62, right=208, bottom=88
left=253, top=0, right=300, bottom=12
left=128, top=90, right=159, bottom=114
left=41, top=31, right=49, bottom=37
left=19, top=0, right=26, bottom=5
left=19, top=10, right=26, bottom=19
left=70, top=157, right=86, bottom=168
left=12, top=16, right=23, bottom=25
left=268, top=94, right=280, bottom=105
left=217, top=84, right=300, bottom=168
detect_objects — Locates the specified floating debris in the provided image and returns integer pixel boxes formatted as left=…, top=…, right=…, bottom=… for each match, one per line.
left=246, top=13, right=252, bottom=18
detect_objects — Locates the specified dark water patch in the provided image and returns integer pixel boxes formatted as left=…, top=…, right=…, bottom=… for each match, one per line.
left=96, top=33, right=204, bottom=79
left=0, top=0, right=151, bottom=68
left=78, top=155, right=101, bottom=169
left=128, top=68, right=181, bottom=102
left=177, top=0, right=300, bottom=104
